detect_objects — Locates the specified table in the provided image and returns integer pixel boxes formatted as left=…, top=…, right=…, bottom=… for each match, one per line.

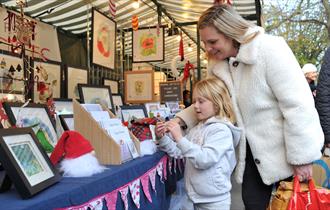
left=0, top=151, right=183, bottom=210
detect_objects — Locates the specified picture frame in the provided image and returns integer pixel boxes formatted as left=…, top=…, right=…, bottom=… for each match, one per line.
left=67, top=67, right=88, bottom=99
left=0, top=128, right=61, bottom=198
left=144, top=102, right=161, bottom=116
left=102, top=78, right=119, bottom=94
left=124, top=70, right=154, bottom=104
left=165, top=101, right=181, bottom=113
left=112, top=94, right=124, bottom=110
left=33, top=61, right=61, bottom=103
left=92, top=9, right=116, bottom=69
left=59, top=114, right=74, bottom=131
left=53, top=98, right=73, bottom=114
left=2, top=102, right=58, bottom=154
left=120, top=105, right=147, bottom=122
left=132, top=26, right=164, bottom=62
left=78, top=84, right=115, bottom=114
left=0, top=54, right=25, bottom=94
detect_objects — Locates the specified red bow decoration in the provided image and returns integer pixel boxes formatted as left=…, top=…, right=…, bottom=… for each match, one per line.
left=183, top=61, right=194, bottom=81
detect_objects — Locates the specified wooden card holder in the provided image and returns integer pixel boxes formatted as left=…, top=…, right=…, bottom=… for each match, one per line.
left=73, top=99, right=140, bottom=165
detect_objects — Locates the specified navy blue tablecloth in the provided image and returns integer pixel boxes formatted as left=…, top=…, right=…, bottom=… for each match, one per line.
left=0, top=151, right=179, bottom=210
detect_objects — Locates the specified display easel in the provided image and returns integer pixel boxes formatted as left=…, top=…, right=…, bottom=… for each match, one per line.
left=73, top=99, right=140, bottom=165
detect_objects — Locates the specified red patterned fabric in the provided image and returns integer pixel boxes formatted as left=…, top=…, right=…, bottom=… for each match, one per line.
left=129, top=117, right=161, bottom=141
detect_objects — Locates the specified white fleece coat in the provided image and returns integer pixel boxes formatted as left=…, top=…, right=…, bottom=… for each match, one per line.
left=176, top=27, right=324, bottom=185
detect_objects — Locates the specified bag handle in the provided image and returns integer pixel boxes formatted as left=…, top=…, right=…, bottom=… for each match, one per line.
left=293, top=176, right=316, bottom=193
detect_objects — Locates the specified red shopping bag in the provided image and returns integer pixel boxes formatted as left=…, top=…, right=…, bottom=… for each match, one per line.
left=288, top=176, right=330, bottom=210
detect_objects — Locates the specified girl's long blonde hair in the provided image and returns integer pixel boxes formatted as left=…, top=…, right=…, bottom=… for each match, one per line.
left=198, top=4, right=258, bottom=44
left=193, top=77, right=236, bottom=123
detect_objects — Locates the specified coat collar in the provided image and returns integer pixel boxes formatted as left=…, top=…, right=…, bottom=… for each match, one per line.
left=234, top=26, right=264, bottom=65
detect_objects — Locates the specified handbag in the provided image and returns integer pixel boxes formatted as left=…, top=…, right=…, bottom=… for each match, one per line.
left=313, top=148, right=330, bottom=189
left=288, top=176, right=330, bottom=210
left=267, top=178, right=310, bottom=210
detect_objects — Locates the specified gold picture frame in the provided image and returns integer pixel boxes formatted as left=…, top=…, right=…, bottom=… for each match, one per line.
left=124, top=70, right=154, bottom=104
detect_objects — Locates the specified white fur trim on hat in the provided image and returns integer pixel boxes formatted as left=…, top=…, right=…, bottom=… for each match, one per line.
left=60, top=153, right=106, bottom=177
left=302, top=63, right=317, bottom=74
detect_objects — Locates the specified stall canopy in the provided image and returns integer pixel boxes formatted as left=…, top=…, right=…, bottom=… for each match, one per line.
left=0, top=0, right=261, bottom=70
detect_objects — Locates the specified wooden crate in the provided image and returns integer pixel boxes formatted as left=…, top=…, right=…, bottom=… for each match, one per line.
left=73, top=99, right=140, bottom=165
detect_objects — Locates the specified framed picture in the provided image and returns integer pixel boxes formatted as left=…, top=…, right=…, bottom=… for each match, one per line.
left=112, top=94, right=124, bottom=109
left=0, top=128, right=61, bottom=198
left=120, top=105, right=147, bottom=122
left=53, top=98, right=73, bottom=114
left=67, top=67, right=88, bottom=99
left=92, top=9, right=116, bottom=69
left=166, top=101, right=181, bottom=113
left=102, top=78, right=119, bottom=94
left=33, top=62, right=61, bottom=103
left=0, top=54, right=24, bottom=94
left=2, top=102, right=58, bottom=154
left=124, top=70, right=154, bottom=104
left=59, top=114, right=74, bottom=131
left=144, top=102, right=161, bottom=116
left=132, top=26, right=164, bottom=62
left=78, top=84, right=115, bottom=113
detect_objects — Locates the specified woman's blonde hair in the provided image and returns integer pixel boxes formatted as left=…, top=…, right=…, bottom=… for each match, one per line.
left=198, top=4, right=257, bottom=44
left=193, top=77, right=236, bottom=123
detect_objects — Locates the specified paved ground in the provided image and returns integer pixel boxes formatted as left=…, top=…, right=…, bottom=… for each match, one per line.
left=169, top=176, right=245, bottom=210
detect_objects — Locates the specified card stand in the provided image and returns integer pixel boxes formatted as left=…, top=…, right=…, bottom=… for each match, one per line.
left=73, top=99, right=140, bottom=165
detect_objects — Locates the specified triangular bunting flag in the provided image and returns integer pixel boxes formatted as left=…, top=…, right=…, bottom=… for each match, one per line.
left=105, top=190, right=118, bottom=210
left=141, top=173, right=152, bottom=203
left=162, top=156, right=168, bottom=181
left=149, top=168, right=157, bottom=192
left=119, top=186, right=129, bottom=210
left=129, top=179, right=141, bottom=209
left=88, top=197, right=104, bottom=210
left=156, top=161, right=164, bottom=183
left=168, top=157, right=172, bottom=175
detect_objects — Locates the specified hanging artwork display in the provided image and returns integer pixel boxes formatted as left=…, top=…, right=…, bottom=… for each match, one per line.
left=2, top=102, right=58, bottom=154
left=67, top=67, right=88, bottom=99
left=0, top=54, right=24, bottom=94
left=92, top=9, right=116, bottom=69
left=124, top=70, right=154, bottom=104
left=33, top=62, right=61, bottom=103
left=132, top=26, right=164, bottom=62
left=102, top=78, right=118, bottom=94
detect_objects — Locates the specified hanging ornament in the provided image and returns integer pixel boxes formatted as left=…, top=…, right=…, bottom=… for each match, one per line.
left=214, top=0, right=233, bottom=5
left=108, top=0, right=116, bottom=18
left=132, top=15, right=139, bottom=31
left=179, top=32, right=184, bottom=61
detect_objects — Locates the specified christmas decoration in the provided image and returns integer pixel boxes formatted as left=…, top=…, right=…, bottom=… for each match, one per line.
left=108, top=0, right=116, bottom=18
left=132, top=15, right=139, bottom=31
left=179, top=32, right=184, bottom=61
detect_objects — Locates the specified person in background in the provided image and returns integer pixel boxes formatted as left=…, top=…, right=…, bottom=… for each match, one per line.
left=316, top=47, right=330, bottom=148
left=172, top=4, right=324, bottom=210
left=156, top=77, right=241, bottom=210
left=302, top=63, right=318, bottom=97
left=182, top=89, right=192, bottom=108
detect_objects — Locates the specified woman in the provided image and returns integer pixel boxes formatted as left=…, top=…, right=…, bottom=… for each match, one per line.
left=173, top=4, right=324, bottom=210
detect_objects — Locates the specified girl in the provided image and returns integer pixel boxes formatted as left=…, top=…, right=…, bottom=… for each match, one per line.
left=155, top=77, right=241, bottom=210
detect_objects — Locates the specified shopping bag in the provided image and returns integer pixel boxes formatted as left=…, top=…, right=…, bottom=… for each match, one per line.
left=267, top=178, right=309, bottom=210
left=313, top=149, right=330, bottom=189
left=288, top=176, right=330, bottom=210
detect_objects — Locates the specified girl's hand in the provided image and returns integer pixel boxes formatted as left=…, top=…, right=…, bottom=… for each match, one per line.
left=155, top=122, right=166, bottom=139
left=292, top=163, right=313, bottom=181
left=166, top=121, right=183, bottom=142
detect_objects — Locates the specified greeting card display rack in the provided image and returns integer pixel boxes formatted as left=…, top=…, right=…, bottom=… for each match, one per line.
left=73, top=99, right=140, bottom=165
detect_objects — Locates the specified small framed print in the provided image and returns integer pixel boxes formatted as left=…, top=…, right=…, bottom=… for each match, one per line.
left=0, top=128, right=61, bottom=198
left=112, top=94, right=124, bottom=110
left=120, top=105, right=147, bottom=122
left=2, top=102, right=58, bottom=154
left=59, top=114, right=74, bottom=131
left=53, top=98, right=73, bottom=114
left=102, top=78, right=119, bottom=94
left=78, top=84, right=115, bottom=114
left=124, top=70, right=154, bottom=104
left=144, top=102, right=161, bottom=116
left=67, top=67, right=88, bottom=99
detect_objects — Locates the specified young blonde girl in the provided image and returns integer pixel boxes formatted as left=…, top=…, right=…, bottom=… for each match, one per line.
left=156, top=77, right=241, bottom=210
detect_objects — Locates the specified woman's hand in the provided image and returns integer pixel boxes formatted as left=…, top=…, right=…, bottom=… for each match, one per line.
left=166, top=121, right=183, bottom=142
left=155, top=122, right=166, bottom=139
left=292, top=163, right=313, bottom=181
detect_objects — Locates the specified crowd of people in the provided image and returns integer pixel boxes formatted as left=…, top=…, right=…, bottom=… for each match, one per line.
left=155, top=3, right=327, bottom=210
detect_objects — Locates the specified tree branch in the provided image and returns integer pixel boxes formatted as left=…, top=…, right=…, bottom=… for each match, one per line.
left=288, top=19, right=327, bottom=27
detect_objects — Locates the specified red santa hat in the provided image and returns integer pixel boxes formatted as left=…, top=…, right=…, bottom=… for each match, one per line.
left=50, top=131, right=105, bottom=177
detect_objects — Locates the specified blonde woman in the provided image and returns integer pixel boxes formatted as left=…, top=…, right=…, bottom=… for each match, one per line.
left=156, top=77, right=241, bottom=210
left=173, top=4, right=324, bottom=210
